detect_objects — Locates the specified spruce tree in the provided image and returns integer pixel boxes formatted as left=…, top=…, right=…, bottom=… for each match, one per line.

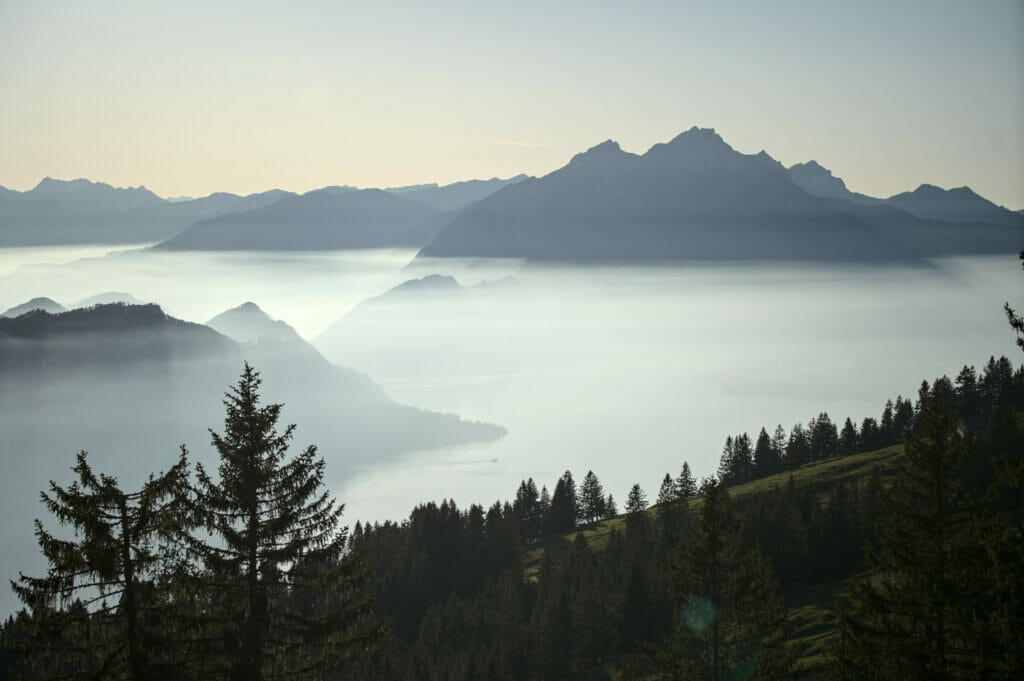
left=674, top=462, right=697, bottom=499
left=7, top=449, right=189, bottom=681
left=833, top=394, right=1018, bottom=680
left=647, top=478, right=794, bottom=680
left=188, top=364, right=381, bottom=680
left=752, top=428, right=779, bottom=478
left=838, top=418, right=859, bottom=456
left=657, top=473, right=676, bottom=505
left=604, top=494, right=618, bottom=519
left=546, top=471, right=578, bottom=535
left=579, top=471, right=606, bottom=524
left=626, top=484, right=648, bottom=514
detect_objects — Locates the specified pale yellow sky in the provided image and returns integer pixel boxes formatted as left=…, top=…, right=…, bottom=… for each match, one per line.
left=2, top=1, right=1022, bottom=208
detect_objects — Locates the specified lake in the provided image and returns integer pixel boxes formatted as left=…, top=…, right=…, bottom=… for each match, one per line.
left=0, top=246, right=1020, bottom=614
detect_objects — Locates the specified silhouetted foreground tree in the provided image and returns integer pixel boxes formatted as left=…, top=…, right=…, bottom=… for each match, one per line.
left=3, top=364, right=382, bottom=681
left=5, top=450, right=189, bottom=681
left=646, top=478, right=794, bottom=681
left=833, top=394, right=1024, bottom=680
left=187, top=363, right=383, bottom=681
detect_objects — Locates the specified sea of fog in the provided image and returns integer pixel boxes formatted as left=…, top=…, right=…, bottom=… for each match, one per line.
left=1, top=246, right=1021, bottom=614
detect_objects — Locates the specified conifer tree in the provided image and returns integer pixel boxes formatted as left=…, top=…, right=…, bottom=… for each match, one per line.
left=752, top=428, right=779, bottom=478
left=604, top=494, right=618, bottom=519
left=513, top=478, right=541, bottom=544
left=7, top=449, right=189, bottom=681
left=785, top=424, right=810, bottom=469
left=838, top=418, right=859, bottom=456
left=546, top=471, right=578, bottom=535
left=626, top=484, right=648, bottom=514
left=647, top=478, right=794, bottom=680
left=833, top=394, right=1019, bottom=680
left=674, top=462, right=697, bottom=499
left=187, top=364, right=381, bottom=681
left=579, top=470, right=606, bottom=524
left=657, top=473, right=676, bottom=505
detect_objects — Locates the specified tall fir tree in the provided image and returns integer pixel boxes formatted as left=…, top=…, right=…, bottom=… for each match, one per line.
left=626, top=484, right=648, bottom=514
left=578, top=471, right=606, bottom=524
left=604, top=494, right=618, bottom=519
left=674, top=462, right=697, bottom=500
left=6, top=449, right=189, bottom=681
left=657, top=473, right=676, bottom=505
left=752, top=428, right=780, bottom=478
left=833, top=394, right=1021, bottom=680
left=187, top=364, right=381, bottom=680
left=647, top=478, right=794, bottom=680
left=546, top=471, right=578, bottom=535
left=838, top=417, right=859, bottom=456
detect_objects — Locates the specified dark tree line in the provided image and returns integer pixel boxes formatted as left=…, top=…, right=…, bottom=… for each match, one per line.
left=715, top=356, right=1024, bottom=486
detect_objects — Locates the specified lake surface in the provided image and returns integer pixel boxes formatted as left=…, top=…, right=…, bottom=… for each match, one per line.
left=1, top=246, right=1020, bottom=614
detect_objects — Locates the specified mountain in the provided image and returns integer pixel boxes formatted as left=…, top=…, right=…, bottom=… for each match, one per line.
left=0, top=178, right=297, bottom=246
left=155, top=188, right=443, bottom=251
left=1, top=296, right=67, bottom=318
left=885, top=184, right=1024, bottom=227
left=418, top=128, right=915, bottom=262
left=787, top=161, right=880, bottom=204
left=418, top=129, right=1022, bottom=262
left=0, top=302, right=503, bottom=456
left=388, top=175, right=530, bottom=213
left=315, top=275, right=465, bottom=348
left=312, top=273, right=523, bottom=387
left=26, top=177, right=164, bottom=211
left=73, top=291, right=146, bottom=308
left=206, top=301, right=307, bottom=344
left=0, top=302, right=505, bottom=608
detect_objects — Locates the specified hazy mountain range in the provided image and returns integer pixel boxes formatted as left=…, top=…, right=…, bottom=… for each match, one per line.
left=0, top=175, right=527, bottom=248
left=2, top=129, right=1020, bottom=259
left=418, top=127, right=1023, bottom=261
left=1, top=291, right=145, bottom=318
left=0, top=301, right=504, bottom=459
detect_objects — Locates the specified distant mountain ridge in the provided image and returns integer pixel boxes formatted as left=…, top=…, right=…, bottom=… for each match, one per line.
left=786, top=161, right=880, bottom=205
left=885, top=184, right=1022, bottom=227
left=0, top=302, right=505, bottom=455
left=417, top=128, right=1023, bottom=262
left=5, top=138, right=1021, bottom=254
left=0, top=178, right=297, bottom=246
left=1, top=297, right=67, bottom=318
left=2, top=293, right=148, bottom=318
left=1, top=174, right=530, bottom=248
left=155, top=188, right=442, bottom=251
left=419, top=127, right=912, bottom=261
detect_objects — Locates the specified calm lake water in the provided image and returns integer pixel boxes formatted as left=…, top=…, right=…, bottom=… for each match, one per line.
left=1, top=246, right=1020, bottom=614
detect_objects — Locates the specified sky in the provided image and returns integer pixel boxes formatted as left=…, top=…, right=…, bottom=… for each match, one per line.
left=1, top=0, right=1022, bottom=209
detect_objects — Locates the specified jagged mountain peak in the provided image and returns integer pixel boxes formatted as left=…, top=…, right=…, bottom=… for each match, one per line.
left=568, top=139, right=629, bottom=166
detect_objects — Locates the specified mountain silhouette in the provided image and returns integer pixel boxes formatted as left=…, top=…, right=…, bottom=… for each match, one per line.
left=787, top=161, right=880, bottom=204
left=72, top=291, right=146, bottom=309
left=388, top=175, right=530, bottom=213
left=417, top=128, right=1022, bottom=262
left=1, top=297, right=67, bottom=318
left=0, top=178, right=296, bottom=246
left=885, top=184, right=1024, bottom=227
left=206, top=301, right=307, bottom=344
left=155, top=188, right=442, bottom=250
left=0, top=303, right=504, bottom=458
left=418, top=127, right=913, bottom=261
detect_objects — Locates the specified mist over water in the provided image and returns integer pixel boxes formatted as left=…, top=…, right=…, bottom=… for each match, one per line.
left=327, top=256, right=1023, bottom=526
left=1, top=246, right=1020, bottom=616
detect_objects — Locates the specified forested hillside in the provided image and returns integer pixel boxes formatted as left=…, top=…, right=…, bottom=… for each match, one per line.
left=2, top=354, right=1021, bottom=680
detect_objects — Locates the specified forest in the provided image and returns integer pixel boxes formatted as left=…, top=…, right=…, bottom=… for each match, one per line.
left=2, top=339, right=1023, bottom=680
